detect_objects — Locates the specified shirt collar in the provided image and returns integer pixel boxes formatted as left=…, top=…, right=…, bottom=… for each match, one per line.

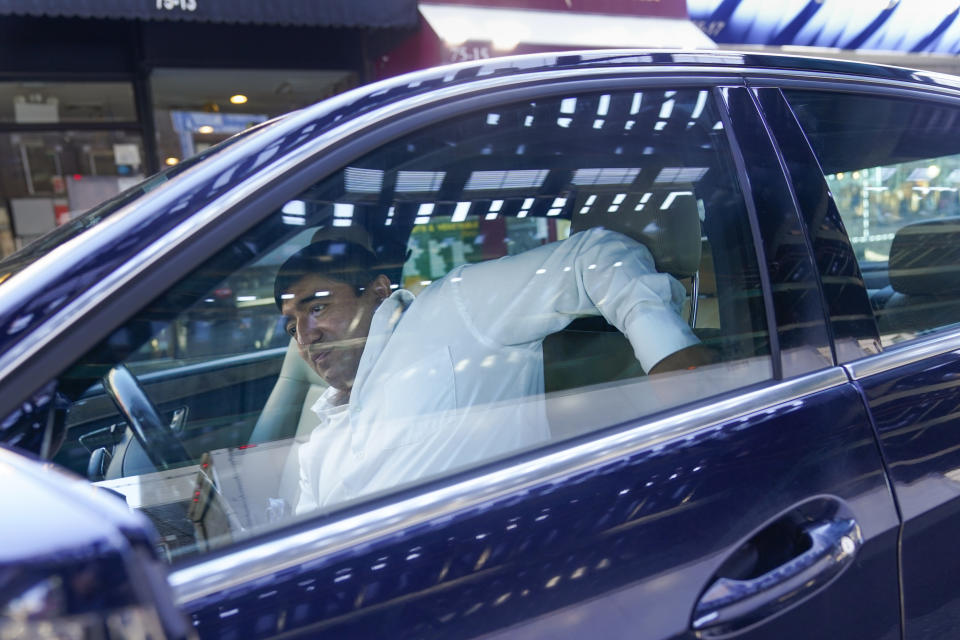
left=310, top=289, right=414, bottom=418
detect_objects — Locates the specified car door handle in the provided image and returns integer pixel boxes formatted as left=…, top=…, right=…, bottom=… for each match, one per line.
left=692, top=517, right=861, bottom=635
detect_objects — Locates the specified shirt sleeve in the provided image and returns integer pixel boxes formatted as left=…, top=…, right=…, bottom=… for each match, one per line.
left=448, top=227, right=699, bottom=372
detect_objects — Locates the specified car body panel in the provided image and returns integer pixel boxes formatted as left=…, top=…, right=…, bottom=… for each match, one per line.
left=851, top=350, right=960, bottom=639
left=172, top=372, right=898, bottom=640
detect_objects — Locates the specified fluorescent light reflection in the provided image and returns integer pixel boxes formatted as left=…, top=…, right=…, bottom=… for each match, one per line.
left=396, top=171, right=445, bottom=192
left=465, top=169, right=548, bottom=190
left=560, top=97, right=577, bottom=114
left=659, top=99, right=674, bottom=119
left=414, top=202, right=434, bottom=225
left=344, top=167, right=383, bottom=193
left=691, top=91, right=708, bottom=119
left=572, top=168, right=640, bottom=186
left=661, top=191, right=694, bottom=209
left=281, top=199, right=306, bottom=226
left=452, top=201, right=471, bottom=222
left=282, top=200, right=305, bottom=215
left=655, top=167, right=709, bottom=183
left=597, top=94, right=610, bottom=116
left=630, top=92, right=642, bottom=114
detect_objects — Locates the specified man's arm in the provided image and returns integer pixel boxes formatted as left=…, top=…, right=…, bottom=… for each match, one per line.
left=445, top=227, right=700, bottom=373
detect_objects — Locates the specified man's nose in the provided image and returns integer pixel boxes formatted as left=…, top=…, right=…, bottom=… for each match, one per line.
left=296, top=314, right=321, bottom=345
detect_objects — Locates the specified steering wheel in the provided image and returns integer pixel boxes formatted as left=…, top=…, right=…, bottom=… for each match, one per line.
left=102, top=364, right=192, bottom=470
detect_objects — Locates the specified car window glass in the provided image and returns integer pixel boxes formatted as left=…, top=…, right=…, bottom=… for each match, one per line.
left=785, top=90, right=960, bottom=348
left=46, top=87, right=772, bottom=562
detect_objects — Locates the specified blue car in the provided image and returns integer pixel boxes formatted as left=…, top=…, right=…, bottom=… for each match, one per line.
left=3, top=50, right=960, bottom=639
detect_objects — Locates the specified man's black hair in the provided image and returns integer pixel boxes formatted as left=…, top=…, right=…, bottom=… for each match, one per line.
left=274, top=240, right=396, bottom=310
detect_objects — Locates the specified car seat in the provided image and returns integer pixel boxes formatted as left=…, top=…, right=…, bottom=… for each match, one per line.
left=870, top=216, right=960, bottom=340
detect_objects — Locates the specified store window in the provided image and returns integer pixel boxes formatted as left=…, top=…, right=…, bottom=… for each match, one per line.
left=0, top=81, right=137, bottom=123
left=0, top=80, right=143, bottom=258
left=150, top=68, right=357, bottom=168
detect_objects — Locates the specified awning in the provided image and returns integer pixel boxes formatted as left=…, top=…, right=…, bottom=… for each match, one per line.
left=688, top=0, right=960, bottom=54
left=419, top=3, right=716, bottom=50
left=0, top=0, right=419, bottom=28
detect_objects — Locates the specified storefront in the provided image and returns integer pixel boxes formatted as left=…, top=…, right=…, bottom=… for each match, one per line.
left=0, top=0, right=418, bottom=257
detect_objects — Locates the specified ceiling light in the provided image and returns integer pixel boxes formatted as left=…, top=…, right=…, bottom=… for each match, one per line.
left=230, top=94, right=248, bottom=105
left=197, top=125, right=214, bottom=134
left=164, top=157, right=179, bottom=166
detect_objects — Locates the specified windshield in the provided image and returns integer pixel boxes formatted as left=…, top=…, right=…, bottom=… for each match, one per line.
left=0, top=124, right=269, bottom=281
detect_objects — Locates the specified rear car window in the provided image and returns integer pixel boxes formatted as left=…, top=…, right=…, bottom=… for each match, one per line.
left=785, top=90, right=960, bottom=347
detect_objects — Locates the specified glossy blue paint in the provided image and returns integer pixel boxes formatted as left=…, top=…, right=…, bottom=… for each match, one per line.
left=858, top=352, right=960, bottom=639
left=0, top=444, right=190, bottom=637
left=180, top=384, right=898, bottom=640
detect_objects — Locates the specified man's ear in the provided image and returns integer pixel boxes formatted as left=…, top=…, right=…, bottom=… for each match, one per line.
left=367, top=274, right=392, bottom=300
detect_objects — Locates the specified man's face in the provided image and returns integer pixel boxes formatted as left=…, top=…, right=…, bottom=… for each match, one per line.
left=280, top=273, right=384, bottom=392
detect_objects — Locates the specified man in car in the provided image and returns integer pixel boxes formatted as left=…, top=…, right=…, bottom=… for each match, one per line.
left=274, top=227, right=705, bottom=513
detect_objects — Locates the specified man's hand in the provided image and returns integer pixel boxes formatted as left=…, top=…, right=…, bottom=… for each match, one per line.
left=648, top=344, right=718, bottom=375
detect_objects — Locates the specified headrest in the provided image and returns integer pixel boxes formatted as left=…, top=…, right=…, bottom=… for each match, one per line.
left=888, top=217, right=960, bottom=295
left=570, top=189, right=702, bottom=278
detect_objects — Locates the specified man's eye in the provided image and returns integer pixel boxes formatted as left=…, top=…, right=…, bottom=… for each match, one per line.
left=286, top=324, right=296, bottom=337
left=310, top=304, right=327, bottom=314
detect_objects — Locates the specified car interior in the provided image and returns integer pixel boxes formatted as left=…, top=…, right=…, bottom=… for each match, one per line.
left=44, top=88, right=775, bottom=559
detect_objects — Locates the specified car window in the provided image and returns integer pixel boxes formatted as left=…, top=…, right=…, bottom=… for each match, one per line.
left=785, top=90, right=960, bottom=348
left=44, top=86, right=772, bottom=562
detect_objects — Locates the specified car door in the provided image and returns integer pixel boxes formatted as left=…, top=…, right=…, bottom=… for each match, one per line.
left=772, top=82, right=960, bottom=640
left=0, top=66, right=900, bottom=639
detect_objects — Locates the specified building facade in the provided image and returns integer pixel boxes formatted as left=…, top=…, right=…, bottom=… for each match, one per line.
left=0, top=0, right=419, bottom=257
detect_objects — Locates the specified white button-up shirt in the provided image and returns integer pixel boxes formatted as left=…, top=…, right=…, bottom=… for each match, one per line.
left=295, top=228, right=698, bottom=513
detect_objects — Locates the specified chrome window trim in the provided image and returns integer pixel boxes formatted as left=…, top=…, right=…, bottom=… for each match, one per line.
left=844, top=329, right=960, bottom=380
left=745, top=72, right=960, bottom=101
left=168, top=366, right=848, bottom=604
